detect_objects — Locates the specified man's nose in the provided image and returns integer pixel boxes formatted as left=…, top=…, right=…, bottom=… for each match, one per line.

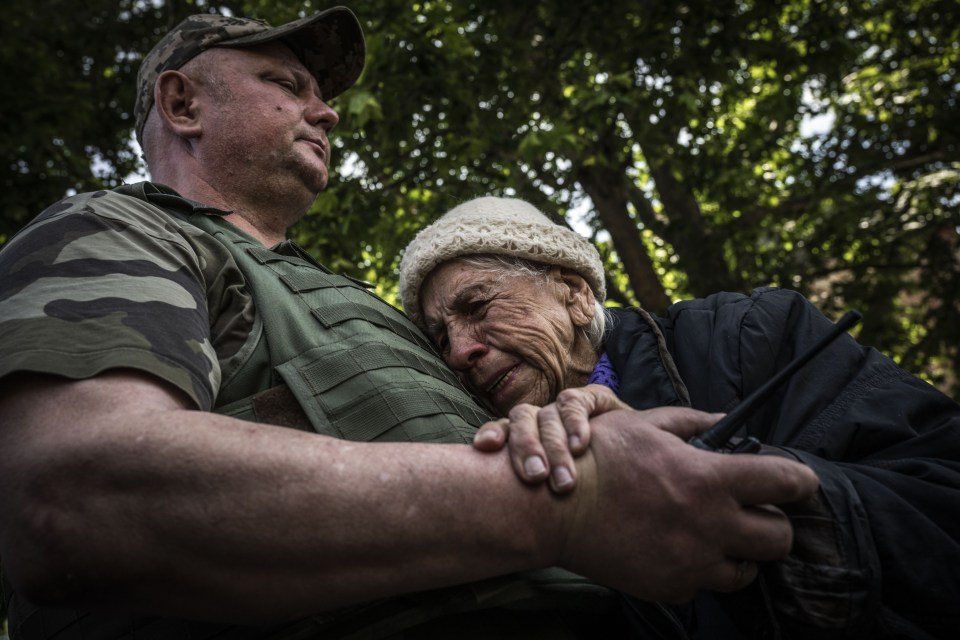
left=307, top=96, right=339, bottom=132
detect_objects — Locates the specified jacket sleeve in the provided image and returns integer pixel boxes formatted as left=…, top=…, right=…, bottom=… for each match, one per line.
left=731, top=288, right=960, bottom=639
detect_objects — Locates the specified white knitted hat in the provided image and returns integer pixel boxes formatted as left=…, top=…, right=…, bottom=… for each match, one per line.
left=399, top=196, right=606, bottom=326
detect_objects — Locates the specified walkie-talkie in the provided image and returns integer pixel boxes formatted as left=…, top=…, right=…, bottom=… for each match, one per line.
left=688, top=310, right=863, bottom=453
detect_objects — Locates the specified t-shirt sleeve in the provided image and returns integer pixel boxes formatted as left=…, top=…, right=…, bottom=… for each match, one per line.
left=0, top=190, right=220, bottom=409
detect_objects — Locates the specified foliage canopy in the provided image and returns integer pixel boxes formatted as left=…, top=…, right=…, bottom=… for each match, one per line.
left=1, top=0, right=958, bottom=395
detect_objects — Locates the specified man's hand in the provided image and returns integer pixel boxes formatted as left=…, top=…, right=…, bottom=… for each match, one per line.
left=473, top=385, right=631, bottom=492
left=555, top=407, right=820, bottom=602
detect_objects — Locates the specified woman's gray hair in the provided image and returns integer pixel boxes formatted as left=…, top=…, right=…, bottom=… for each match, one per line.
left=456, top=254, right=608, bottom=351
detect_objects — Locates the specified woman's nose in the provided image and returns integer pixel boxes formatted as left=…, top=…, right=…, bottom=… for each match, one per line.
left=446, top=331, right=487, bottom=370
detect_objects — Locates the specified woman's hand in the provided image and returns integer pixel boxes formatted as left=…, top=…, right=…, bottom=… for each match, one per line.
left=473, top=384, right=631, bottom=493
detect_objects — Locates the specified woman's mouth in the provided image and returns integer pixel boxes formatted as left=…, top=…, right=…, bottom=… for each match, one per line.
left=485, top=365, right=517, bottom=396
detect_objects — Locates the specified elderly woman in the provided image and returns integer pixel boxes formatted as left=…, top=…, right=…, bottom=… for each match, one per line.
left=399, top=195, right=960, bottom=640
left=399, top=197, right=613, bottom=416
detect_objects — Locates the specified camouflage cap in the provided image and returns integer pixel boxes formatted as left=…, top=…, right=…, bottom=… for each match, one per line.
left=134, top=7, right=365, bottom=145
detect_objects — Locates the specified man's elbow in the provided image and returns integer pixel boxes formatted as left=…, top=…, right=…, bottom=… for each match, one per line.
left=0, top=498, right=99, bottom=605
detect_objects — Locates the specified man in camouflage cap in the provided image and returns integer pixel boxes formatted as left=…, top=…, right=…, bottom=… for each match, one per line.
left=0, top=5, right=819, bottom=640
left=133, top=9, right=365, bottom=146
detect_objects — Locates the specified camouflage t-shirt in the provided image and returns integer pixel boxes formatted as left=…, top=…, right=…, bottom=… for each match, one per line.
left=0, top=182, right=255, bottom=408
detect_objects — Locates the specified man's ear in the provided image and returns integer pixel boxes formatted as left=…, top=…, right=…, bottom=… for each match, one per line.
left=558, top=270, right=597, bottom=328
left=154, top=70, right=203, bottom=139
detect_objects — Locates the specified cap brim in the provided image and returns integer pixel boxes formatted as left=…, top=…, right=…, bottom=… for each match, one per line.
left=222, top=7, right=365, bottom=100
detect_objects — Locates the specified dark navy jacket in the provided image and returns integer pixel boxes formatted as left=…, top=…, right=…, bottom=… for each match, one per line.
left=605, top=288, right=960, bottom=640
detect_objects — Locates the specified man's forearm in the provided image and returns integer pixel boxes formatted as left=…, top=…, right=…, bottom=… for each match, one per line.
left=0, top=372, right=563, bottom=622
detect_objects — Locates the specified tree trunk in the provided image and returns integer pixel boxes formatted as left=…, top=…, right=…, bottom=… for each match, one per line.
left=577, top=162, right=672, bottom=313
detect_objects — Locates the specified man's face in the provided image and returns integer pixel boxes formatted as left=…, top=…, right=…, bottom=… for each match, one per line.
left=191, top=42, right=340, bottom=202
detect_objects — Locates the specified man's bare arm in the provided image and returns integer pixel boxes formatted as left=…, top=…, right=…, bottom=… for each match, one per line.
left=0, top=370, right=564, bottom=621
left=0, top=371, right=818, bottom=622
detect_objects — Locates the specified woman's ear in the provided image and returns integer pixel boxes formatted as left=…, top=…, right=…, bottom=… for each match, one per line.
left=559, top=270, right=597, bottom=327
left=153, top=70, right=203, bottom=139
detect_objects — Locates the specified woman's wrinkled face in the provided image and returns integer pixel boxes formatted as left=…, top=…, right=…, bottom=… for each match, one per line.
left=420, top=259, right=597, bottom=416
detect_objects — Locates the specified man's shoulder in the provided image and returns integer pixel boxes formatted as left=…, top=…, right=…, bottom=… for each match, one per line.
left=2, top=182, right=234, bottom=272
left=55, top=182, right=209, bottom=239
left=34, top=182, right=181, bottom=218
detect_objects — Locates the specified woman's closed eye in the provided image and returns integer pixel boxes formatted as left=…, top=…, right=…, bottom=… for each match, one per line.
left=465, top=299, right=490, bottom=318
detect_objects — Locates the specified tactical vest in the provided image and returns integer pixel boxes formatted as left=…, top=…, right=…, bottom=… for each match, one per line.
left=188, top=213, right=492, bottom=443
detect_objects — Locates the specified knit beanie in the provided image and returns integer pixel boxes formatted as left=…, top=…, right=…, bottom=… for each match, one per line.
left=399, top=196, right=606, bottom=327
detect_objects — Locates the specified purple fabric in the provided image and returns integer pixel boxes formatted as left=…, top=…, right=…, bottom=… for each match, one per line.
left=587, top=351, right=620, bottom=393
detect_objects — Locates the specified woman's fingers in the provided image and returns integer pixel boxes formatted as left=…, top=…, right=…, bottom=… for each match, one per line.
left=532, top=403, right=578, bottom=492
left=476, top=386, right=640, bottom=492
left=554, top=384, right=631, bottom=453
left=504, top=405, right=551, bottom=483
left=473, top=418, right=509, bottom=452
